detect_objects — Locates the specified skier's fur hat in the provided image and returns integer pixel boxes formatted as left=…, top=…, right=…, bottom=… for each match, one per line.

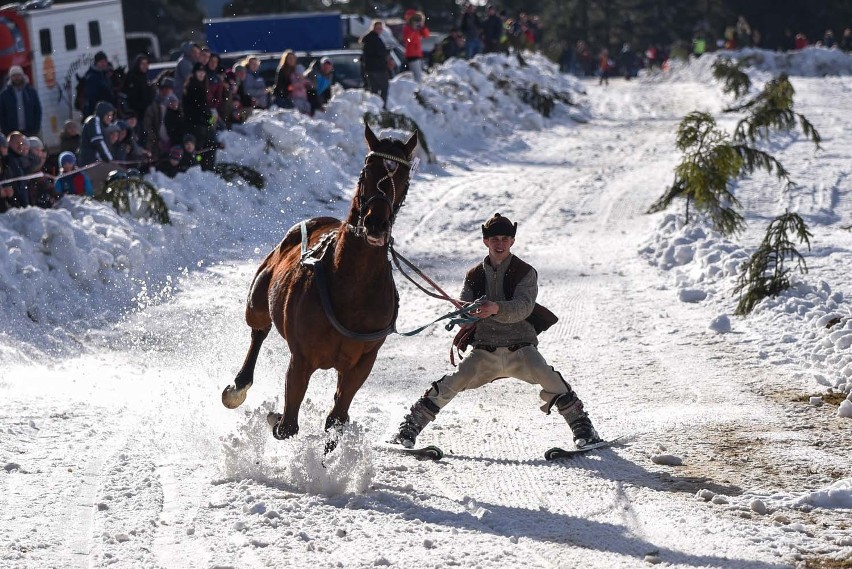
left=482, top=213, right=517, bottom=238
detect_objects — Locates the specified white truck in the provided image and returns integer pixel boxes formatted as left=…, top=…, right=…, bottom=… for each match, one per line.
left=0, top=0, right=127, bottom=149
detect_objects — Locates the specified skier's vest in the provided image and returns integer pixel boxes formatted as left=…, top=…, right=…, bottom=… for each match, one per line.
left=464, top=255, right=558, bottom=334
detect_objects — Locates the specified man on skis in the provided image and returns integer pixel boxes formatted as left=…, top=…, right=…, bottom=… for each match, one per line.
left=392, top=213, right=602, bottom=449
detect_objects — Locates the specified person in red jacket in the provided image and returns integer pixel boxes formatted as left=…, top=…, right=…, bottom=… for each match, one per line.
left=402, top=9, right=430, bottom=83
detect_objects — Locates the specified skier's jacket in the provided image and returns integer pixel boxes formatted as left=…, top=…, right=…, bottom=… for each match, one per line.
left=454, top=254, right=558, bottom=352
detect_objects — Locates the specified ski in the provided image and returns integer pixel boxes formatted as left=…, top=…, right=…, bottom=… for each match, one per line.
left=544, top=436, right=625, bottom=461
left=378, top=443, right=444, bottom=461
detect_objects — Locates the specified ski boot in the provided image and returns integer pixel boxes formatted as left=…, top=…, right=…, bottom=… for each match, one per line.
left=392, top=397, right=440, bottom=448
left=555, top=391, right=602, bottom=448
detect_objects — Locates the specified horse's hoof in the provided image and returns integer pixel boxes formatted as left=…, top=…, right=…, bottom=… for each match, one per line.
left=221, top=384, right=249, bottom=409
left=268, top=413, right=298, bottom=440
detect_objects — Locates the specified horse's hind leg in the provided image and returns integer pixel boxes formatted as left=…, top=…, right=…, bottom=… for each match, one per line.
left=222, top=268, right=274, bottom=409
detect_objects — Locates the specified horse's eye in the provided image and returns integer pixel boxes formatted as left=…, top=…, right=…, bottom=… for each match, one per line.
left=383, top=159, right=399, bottom=172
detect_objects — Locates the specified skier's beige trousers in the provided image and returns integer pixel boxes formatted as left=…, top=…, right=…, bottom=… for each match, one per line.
left=424, top=345, right=573, bottom=413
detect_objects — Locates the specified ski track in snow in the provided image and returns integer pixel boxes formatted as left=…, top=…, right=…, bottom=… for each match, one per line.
left=2, top=61, right=852, bottom=568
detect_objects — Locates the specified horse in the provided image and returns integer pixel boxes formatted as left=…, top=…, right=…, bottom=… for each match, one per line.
left=222, top=124, right=418, bottom=445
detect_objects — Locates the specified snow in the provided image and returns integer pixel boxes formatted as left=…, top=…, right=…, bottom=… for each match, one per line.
left=2, top=48, right=852, bottom=567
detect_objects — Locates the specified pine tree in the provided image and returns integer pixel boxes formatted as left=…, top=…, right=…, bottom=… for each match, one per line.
left=647, top=111, right=791, bottom=236
left=99, top=176, right=171, bottom=225
left=729, top=74, right=821, bottom=148
left=733, top=211, right=812, bottom=315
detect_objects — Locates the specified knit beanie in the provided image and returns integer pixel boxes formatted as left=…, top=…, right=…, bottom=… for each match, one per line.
left=481, top=213, right=517, bottom=238
left=59, top=151, right=77, bottom=167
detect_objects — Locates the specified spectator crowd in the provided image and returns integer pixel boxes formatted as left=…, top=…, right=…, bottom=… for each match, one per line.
left=2, top=4, right=850, bottom=214
left=1, top=39, right=342, bottom=213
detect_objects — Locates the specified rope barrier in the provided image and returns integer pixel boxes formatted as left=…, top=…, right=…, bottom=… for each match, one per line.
left=2, top=158, right=150, bottom=185
left=1, top=146, right=219, bottom=186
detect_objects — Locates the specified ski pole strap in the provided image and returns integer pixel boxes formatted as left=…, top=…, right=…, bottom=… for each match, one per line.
left=396, top=299, right=484, bottom=337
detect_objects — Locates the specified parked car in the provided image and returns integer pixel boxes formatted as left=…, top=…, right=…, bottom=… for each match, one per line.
left=298, top=50, right=364, bottom=89
left=218, top=49, right=367, bottom=90
left=145, top=49, right=369, bottom=93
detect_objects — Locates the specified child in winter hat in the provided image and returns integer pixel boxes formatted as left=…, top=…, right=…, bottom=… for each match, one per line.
left=55, top=151, right=93, bottom=196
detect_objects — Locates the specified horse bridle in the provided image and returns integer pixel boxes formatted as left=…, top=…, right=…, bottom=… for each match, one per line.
left=348, top=150, right=413, bottom=238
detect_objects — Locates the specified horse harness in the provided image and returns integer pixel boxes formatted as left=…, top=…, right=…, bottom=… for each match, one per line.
left=298, top=224, right=399, bottom=343
left=293, top=146, right=417, bottom=342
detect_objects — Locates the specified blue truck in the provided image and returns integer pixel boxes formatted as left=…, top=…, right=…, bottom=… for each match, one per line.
left=204, top=12, right=344, bottom=53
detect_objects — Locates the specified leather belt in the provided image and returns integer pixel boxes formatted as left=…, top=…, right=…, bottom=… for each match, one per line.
left=474, top=342, right=532, bottom=352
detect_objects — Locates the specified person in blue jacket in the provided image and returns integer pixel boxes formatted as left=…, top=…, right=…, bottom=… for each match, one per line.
left=54, top=152, right=93, bottom=197
left=83, top=51, right=115, bottom=117
left=79, top=101, right=116, bottom=166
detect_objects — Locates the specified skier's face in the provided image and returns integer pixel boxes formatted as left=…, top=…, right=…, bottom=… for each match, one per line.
left=484, top=235, right=514, bottom=264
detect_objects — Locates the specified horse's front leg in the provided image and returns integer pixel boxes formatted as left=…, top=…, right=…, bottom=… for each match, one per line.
left=323, top=347, right=381, bottom=451
left=222, top=326, right=271, bottom=408
left=271, top=354, right=315, bottom=440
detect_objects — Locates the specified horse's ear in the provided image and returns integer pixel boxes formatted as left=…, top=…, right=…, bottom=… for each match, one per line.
left=404, top=130, right=419, bottom=158
left=365, top=124, right=380, bottom=150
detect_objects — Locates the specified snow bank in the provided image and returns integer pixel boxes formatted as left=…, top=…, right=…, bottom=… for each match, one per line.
left=652, top=47, right=852, bottom=88
left=641, top=214, right=850, bottom=394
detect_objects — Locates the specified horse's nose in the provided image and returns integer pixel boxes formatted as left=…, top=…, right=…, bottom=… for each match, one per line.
left=364, top=213, right=390, bottom=236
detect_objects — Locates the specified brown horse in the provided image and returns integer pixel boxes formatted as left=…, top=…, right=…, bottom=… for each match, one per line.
left=222, top=124, right=418, bottom=443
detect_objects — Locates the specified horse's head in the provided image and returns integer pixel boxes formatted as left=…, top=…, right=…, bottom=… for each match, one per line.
left=351, top=124, right=418, bottom=247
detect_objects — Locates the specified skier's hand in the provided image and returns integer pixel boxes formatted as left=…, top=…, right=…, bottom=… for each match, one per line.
left=470, top=300, right=499, bottom=318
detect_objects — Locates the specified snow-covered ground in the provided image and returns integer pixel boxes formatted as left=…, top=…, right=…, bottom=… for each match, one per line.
left=1, top=49, right=851, bottom=568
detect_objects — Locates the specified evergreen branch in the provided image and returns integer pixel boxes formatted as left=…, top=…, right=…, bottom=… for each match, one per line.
left=797, top=112, right=822, bottom=148
left=733, top=211, right=811, bottom=315
left=730, top=73, right=820, bottom=149
left=99, top=177, right=171, bottom=225
left=712, top=59, right=752, bottom=100
left=729, top=144, right=792, bottom=184
left=213, top=162, right=265, bottom=189
left=647, top=178, right=687, bottom=214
